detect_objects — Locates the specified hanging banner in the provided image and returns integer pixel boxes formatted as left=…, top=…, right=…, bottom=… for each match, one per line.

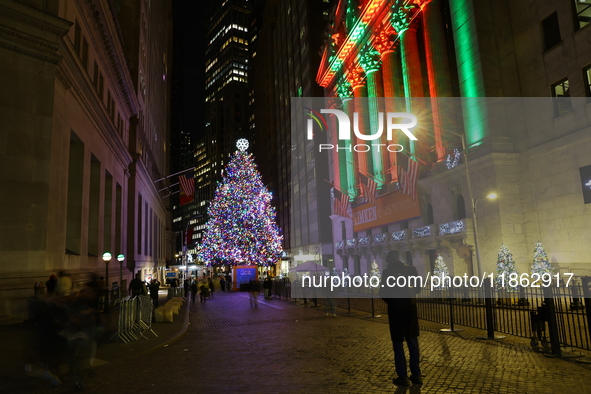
left=352, top=191, right=420, bottom=232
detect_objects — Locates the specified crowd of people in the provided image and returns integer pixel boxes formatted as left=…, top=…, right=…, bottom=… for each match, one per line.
left=28, top=271, right=102, bottom=391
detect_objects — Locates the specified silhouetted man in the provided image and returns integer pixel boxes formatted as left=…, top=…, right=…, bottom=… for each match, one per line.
left=379, top=250, right=422, bottom=387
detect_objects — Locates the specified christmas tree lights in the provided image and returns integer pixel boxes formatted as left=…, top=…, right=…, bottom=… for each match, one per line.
left=432, top=253, right=449, bottom=289
left=198, top=148, right=282, bottom=266
left=494, top=243, right=519, bottom=292
left=531, top=241, right=553, bottom=276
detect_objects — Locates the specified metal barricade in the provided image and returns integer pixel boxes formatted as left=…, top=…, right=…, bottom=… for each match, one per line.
left=110, top=296, right=157, bottom=343
left=134, top=296, right=158, bottom=339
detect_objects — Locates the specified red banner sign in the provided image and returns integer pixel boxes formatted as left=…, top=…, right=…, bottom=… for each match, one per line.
left=352, top=191, right=421, bottom=232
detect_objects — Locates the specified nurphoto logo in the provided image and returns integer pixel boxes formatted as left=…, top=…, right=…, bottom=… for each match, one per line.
left=304, top=108, right=419, bottom=153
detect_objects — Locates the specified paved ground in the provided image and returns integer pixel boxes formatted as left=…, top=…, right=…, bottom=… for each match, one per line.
left=2, top=290, right=591, bottom=393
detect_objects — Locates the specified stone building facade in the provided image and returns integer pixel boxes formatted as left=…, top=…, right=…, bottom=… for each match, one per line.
left=0, top=0, right=171, bottom=318
left=316, top=0, right=591, bottom=280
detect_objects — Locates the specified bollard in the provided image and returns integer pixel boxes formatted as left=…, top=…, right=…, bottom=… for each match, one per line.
left=543, top=286, right=561, bottom=357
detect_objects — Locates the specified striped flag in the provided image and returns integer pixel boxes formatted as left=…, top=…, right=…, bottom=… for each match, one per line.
left=332, top=188, right=350, bottom=218
left=358, top=172, right=377, bottom=205
left=400, top=159, right=419, bottom=200
left=179, top=174, right=194, bottom=205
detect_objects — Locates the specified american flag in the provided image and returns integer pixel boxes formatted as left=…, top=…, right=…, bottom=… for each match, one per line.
left=179, top=174, right=194, bottom=197
left=400, top=159, right=419, bottom=200
left=358, top=172, right=377, bottom=205
left=332, top=188, right=350, bottom=218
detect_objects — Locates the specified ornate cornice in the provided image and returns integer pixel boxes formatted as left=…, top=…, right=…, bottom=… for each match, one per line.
left=390, top=3, right=417, bottom=35
left=373, top=25, right=398, bottom=55
left=347, top=67, right=366, bottom=89
left=359, top=45, right=382, bottom=73
left=336, top=78, right=353, bottom=98
left=79, top=0, right=138, bottom=117
left=0, top=0, right=71, bottom=64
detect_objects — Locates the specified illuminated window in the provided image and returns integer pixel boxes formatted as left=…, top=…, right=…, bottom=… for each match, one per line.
left=583, top=64, right=591, bottom=97
left=573, top=0, right=591, bottom=30
left=551, top=78, right=572, bottom=116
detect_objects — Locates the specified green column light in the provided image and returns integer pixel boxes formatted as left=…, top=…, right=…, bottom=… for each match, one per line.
left=359, top=46, right=385, bottom=185
left=448, top=0, right=487, bottom=147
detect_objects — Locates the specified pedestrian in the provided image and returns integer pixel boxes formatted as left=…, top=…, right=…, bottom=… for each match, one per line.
left=183, top=279, right=190, bottom=298
left=219, top=277, right=226, bottom=292
left=46, top=275, right=58, bottom=297
left=129, top=273, right=143, bottom=297
left=56, top=270, right=73, bottom=296
left=190, top=281, right=198, bottom=303
left=379, top=250, right=422, bottom=387
left=208, top=277, right=214, bottom=298
left=199, top=283, right=208, bottom=303
left=263, top=276, right=272, bottom=299
left=226, top=274, right=232, bottom=292
left=149, top=279, right=160, bottom=308
left=248, top=279, right=259, bottom=307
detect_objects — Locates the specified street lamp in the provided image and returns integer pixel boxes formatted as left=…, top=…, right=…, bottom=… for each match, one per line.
left=117, top=254, right=125, bottom=290
left=472, top=193, right=498, bottom=277
left=102, top=252, right=112, bottom=312
left=445, top=130, right=495, bottom=276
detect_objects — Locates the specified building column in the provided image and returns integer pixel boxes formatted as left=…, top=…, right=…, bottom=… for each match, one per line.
left=336, top=79, right=356, bottom=197
left=391, top=6, right=428, bottom=160
left=347, top=67, right=372, bottom=191
left=359, top=46, right=387, bottom=187
left=422, top=0, right=453, bottom=162
left=374, top=27, right=403, bottom=183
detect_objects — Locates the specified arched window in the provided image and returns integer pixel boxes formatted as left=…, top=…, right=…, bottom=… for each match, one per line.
left=426, top=203, right=434, bottom=225
left=341, top=221, right=346, bottom=240
left=354, top=255, right=361, bottom=275
left=456, top=195, right=466, bottom=219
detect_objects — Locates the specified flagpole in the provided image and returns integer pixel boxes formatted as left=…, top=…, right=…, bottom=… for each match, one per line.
left=323, top=179, right=354, bottom=198
left=346, top=161, right=384, bottom=185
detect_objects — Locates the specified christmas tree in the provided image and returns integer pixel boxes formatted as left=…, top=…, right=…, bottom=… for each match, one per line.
left=370, top=261, right=381, bottom=288
left=198, top=141, right=283, bottom=266
left=432, top=253, right=449, bottom=289
left=531, top=241, right=553, bottom=276
left=494, top=243, right=519, bottom=292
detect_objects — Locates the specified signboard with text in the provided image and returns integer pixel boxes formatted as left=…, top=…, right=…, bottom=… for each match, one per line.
left=352, top=191, right=421, bottom=232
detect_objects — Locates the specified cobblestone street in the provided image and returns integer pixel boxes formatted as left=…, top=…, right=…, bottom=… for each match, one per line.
left=6, top=291, right=591, bottom=394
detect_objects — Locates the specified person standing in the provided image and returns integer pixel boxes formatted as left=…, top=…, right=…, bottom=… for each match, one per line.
left=208, top=277, right=214, bottom=298
left=190, top=281, right=198, bottom=303
left=226, top=274, right=232, bottom=292
left=263, top=277, right=272, bottom=299
left=219, top=277, right=226, bottom=292
left=248, top=279, right=259, bottom=307
left=379, top=250, right=422, bottom=387
left=129, top=273, right=143, bottom=297
left=149, top=279, right=160, bottom=308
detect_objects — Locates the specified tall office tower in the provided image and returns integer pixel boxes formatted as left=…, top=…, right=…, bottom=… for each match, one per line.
left=198, top=0, right=253, bottom=252
left=0, top=0, right=172, bottom=318
left=266, top=0, right=336, bottom=272
left=170, top=2, right=200, bottom=260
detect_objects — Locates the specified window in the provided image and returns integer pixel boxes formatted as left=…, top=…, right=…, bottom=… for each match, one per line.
left=456, top=195, right=466, bottom=220
left=426, top=203, right=434, bottom=225
left=573, top=0, right=591, bottom=30
left=82, top=38, right=88, bottom=69
left=584, top=64, right=591, bottom=97
left=551, top=78, right=572, bottom=116
left=541, top=12, right=561, bottom=50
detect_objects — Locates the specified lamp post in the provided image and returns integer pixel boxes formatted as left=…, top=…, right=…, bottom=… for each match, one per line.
left=117, top=254, right=125, bottom=292
left=446, top=131, right=492, bottom=276
left=102, top=252, right=112, bottom=312
left=472, top=193, right=498, bottom=277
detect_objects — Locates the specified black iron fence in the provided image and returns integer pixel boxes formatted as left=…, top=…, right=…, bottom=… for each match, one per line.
left=286, top=277, right=591, bottom=354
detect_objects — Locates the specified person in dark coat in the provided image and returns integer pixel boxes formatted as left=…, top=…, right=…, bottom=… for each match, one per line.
left=149, top=279, right=160, bottom=308
left=379, top=250, right=422, bottom=387
left=190, top=282, right=198, bottom=303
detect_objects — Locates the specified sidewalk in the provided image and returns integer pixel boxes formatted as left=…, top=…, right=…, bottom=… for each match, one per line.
left=0, top=290, right=190, bottom=393
left=2, top=290, right=591, bottom=393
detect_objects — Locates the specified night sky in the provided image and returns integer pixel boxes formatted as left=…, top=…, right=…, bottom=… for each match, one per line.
left=173, top=0, right=206, bottom=139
